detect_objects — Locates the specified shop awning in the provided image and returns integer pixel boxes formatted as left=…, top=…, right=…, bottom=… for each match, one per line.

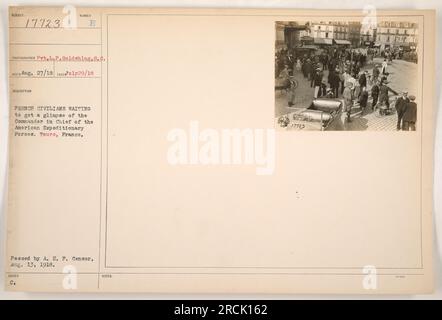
left=296, top=45, right=318, bottom=50
left=334, top=40, right=351, bottom=45
left=393, top=42, right=408, bottom=47
left=314, top=38, right=333, bottom=45
left=301, top=36, right=314, bottom=41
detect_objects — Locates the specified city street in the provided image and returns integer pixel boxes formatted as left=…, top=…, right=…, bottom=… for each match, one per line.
left=275, top=57, right=418, bottom=131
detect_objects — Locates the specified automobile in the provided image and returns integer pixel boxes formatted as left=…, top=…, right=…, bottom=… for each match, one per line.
left=277, top=98, right=343, bottom=131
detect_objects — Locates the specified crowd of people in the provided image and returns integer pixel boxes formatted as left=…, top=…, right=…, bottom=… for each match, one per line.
left=380, top=47, right=418, bottom=63
left=275, top=46, right=417, bottom=130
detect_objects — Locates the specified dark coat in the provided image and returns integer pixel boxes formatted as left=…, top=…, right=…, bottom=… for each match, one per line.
left=378, top=84, right=389, bottom=102
left=359, top=91, right=369, bottom=108
left=304, top=62, right=312, bottom=75
left=359, top=73, right=367, bottom=87
left=371, top=84, right=379, bottom=96
left=372, top=67, right=380, bottom=78
left=313, top=72, right=323, bottom=86
left=328, top=71, right=340, bottom=88
left=403, top=102, right=417, bottom=122
left=395, top=97, right=409, bottom=114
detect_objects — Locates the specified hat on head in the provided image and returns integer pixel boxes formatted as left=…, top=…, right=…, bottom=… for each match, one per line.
left=409, top=95, right=416, bottom=101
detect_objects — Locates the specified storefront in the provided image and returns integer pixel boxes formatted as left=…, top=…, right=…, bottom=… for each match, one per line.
left=275, top=23, right=308, bottom=49
left=300, top=35, right=314, bottom=46
left=294, top=44, right=320, bottom=56
left=334, top=39, right=352, bottom=47
left=313, top=38, right=334, bottom=47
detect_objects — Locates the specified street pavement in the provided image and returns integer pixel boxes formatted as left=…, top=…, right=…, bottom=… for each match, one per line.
left=275, top=57, right=418, bottom=131
left=274, top=67, right=314, bottom=114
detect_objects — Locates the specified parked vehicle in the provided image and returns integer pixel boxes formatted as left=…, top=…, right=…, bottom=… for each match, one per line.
left=277, top=98, right=343, bottom=131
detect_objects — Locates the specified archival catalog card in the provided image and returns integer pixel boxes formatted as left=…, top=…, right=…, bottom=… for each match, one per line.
left=5, top=7, right=436, bottom=293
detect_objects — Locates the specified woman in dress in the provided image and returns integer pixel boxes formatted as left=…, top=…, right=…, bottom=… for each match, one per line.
left=295, top=58, right=302, bottom=72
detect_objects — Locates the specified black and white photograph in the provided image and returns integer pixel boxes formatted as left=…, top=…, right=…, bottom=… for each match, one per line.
left=275, top=20, right=419, bottom=131
left=1, top=1, right=441, bottom=303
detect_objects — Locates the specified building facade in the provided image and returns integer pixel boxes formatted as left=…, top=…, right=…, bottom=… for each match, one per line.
left=301, top=21, right=350, bottom=40
left=360, top=25, right=377, bottom=45
left=275, top=21, right=307, bottom=49
left=375, top=21, right=418, bottom=50
left=276, top=20, right=418, bottom=51
left=347, top=22, right=362, bottom=46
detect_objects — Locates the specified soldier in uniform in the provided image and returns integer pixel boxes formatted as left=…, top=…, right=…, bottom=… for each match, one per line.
left=371, top=81, right=380, bottom=110
left=395, top=91, right=409, bottom=130
left=328, top=68, right=340, bottom=98
left=312, top=68, right=323, bottom=98
left=359, top=86, right=369, bottom=114
left=287, top=77, right=297, bottom=107
left=372, top=64, right=380, bottom=83
left=342, top=82, right=353, bottom=123
left=378, top=81, right=396, bottom=110
left=402, top=95, right=417, bottom=131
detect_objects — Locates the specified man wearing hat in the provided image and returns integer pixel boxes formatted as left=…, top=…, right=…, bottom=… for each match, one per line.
left=402, top=95, right=417, bottom=131
left=358, top=70, right=368, bottom=90
left=378, top=81, right=391, bottom=109
left=302, top=58, right=311, bottom=79
left=372, top=64, right=380, bottom=83
left=359, top=85, right=369, bottom=113
left=342, top=82, right=353, bottom=123
left=395, top=91, right=409, bottom=130
left=325, top=87, right=335, bottom=98
left=312, top=67, right=323, bottom=98
left=381, top=58, right=388, bottom=75
left=371, top=80, right=380, bottom=110
left=328, top=68, right=340, bottom=98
